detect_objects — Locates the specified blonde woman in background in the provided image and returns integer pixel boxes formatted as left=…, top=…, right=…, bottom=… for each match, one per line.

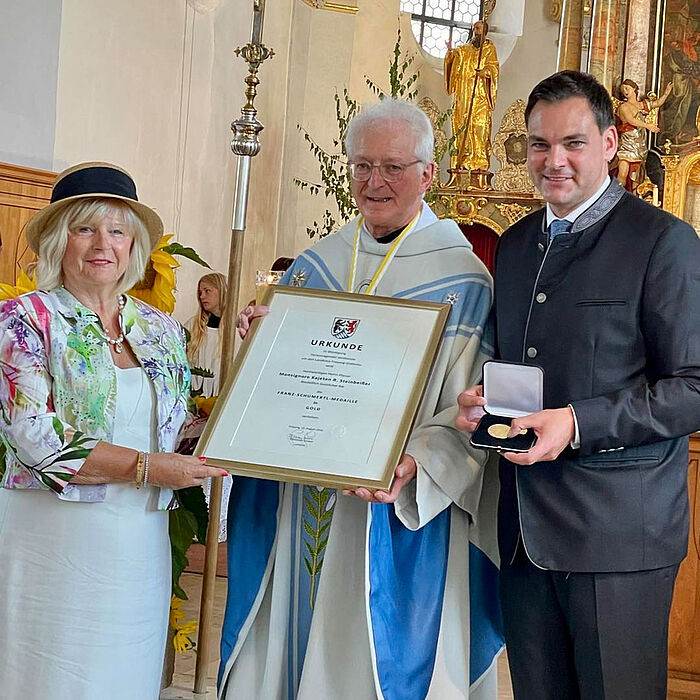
left=185, top=271, right=232, bottom=541
left=186, top=272, right=227, bottom=397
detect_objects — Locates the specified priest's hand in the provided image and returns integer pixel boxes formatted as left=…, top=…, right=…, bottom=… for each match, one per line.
left=342, top=453, right=417, bottom=504
left=502, top=407, right=575, bottom=465
left=455, top=385, right=486, bottom=433
left=235, top=305, right=269, bottom=339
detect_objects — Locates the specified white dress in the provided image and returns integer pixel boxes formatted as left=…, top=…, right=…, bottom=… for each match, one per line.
left=185, top=320, right=220, bottom=397
left=0, top=367, right=170, bottom=700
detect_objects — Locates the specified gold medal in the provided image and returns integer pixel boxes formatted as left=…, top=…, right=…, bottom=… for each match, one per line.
left=487, top=423, right=528, bottom=439
left=488, top=423, right=512, bottom=439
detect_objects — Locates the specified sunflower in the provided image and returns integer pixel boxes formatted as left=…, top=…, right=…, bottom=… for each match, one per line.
left=0, top=268, right=37, bottom=301
left=169, top=595, right=198, bottom=653
left=130, top=234, right=181, bottom=313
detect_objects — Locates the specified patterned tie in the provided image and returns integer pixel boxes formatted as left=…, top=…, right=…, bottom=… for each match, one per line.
left=549, top=218, right=573, bottom=238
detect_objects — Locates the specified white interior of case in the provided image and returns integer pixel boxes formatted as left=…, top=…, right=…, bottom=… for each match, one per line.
left=484, top=362, right=543, bottom=418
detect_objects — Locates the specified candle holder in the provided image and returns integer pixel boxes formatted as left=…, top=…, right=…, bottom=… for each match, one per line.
left=255, top=269, right=285, bottom=302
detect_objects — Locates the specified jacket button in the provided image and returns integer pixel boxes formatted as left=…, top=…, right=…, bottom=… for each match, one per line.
left=538, top=243, right=545, bottom=252
left=527, top=347, right=538, bottom=358
left=536, top=292, right=547, bottom=303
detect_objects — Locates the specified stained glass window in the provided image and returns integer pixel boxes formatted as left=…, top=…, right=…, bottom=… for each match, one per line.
left=402, top=0, right=483, bottom=59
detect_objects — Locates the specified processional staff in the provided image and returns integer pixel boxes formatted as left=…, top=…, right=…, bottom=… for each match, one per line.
left=194, top=0, right=273, bottom=692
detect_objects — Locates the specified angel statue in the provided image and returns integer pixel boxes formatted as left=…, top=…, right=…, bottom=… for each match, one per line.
left=613, top=79, right=672, bottom=193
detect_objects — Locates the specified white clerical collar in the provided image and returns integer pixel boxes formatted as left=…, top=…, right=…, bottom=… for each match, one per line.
left=361, top=200, right=438, bottom=239
left=545, top=176, right=611, bottom=227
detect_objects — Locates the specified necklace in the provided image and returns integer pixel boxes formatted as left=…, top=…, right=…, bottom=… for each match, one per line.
left=97, top=295, right=126, bottom=353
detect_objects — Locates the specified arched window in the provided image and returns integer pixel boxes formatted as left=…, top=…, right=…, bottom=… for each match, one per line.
left=401, top=0, right=483, bottom=59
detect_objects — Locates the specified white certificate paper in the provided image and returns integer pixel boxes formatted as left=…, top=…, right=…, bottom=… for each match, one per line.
left=196, top=287, right=449, bottom=490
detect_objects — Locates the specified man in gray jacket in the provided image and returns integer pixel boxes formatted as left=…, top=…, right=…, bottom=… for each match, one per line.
left=457, top=70, right=700, bottom=699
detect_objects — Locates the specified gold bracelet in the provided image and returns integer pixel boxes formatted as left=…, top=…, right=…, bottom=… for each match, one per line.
left=135, top=451, right=145, bottom=489
left=143, top=452, right=150, bottom=486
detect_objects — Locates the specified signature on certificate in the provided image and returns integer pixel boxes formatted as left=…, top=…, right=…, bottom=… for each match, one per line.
left=288, top=428, right=317, bottom=447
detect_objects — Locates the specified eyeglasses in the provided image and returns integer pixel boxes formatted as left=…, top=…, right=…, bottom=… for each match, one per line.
left=347, top=160, right=424, bottom=183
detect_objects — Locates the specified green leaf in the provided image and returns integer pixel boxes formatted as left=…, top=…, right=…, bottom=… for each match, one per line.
left=304, top=539, right=315, bottom=559
left=52, top=417, right=65, bottom=443
left=36, top=471, right=61, bottom=493
left=173, top=580, right=188, bottom=601
left=302, top=519, right=316, bottom=539
left=161, top=242, right=211, bottom=269
left=304, top=557, right=313, bottom=576
left=171, top=545, right=189, bottom=591
left=304, top=496, right=320, bottom=520
left=190, top=365, right=215, bottom=379
left=47, top=448, right=90, bottom=464
left=50, top=471, right=78, bottom=482
left=175, top=487, right=209, bottom=544
left=169, top=502, right=204, bottom=598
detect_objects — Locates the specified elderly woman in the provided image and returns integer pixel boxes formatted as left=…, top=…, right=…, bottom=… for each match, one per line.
left=0, top=162, right=225, bottom=700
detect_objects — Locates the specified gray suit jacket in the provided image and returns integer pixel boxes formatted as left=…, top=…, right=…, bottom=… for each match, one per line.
left=494, top=180, right=700, bottom=572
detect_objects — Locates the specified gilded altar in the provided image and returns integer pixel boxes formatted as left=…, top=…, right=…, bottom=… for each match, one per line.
left=430, top=184, right=539, bottom=234
left=425, top=97, right=543, bottom=270
left=662, top=141, right=700, bottom=235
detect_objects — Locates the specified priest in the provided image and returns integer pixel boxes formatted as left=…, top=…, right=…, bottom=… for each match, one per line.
left=219, top=98, right=502, bottom=700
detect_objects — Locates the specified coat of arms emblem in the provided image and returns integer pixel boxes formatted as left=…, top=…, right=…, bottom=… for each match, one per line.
left=331, top=317, right=359, bottom=339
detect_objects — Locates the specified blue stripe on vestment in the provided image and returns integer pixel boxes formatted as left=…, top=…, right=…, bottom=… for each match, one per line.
left=393, top=273, right=491, bottom=299
left=218, top=477, right=280, bottom=689
left=469, top=543, right=504, bottom=684
left=286, top=250, right=344, bottom=291
left=369, top=504, right=450, bottom=700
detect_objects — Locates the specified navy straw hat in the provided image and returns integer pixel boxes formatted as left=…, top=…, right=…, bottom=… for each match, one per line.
left=25, top=161, right=164, bottom=254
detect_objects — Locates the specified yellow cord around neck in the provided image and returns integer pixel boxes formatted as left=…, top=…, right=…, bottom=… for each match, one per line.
left=347, top=209, right=421, bottom=295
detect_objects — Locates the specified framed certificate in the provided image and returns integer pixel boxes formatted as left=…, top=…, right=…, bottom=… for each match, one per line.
left=195, top=286, right=450, bottom=490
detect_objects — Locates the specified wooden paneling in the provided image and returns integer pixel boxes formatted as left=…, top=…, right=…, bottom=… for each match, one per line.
left=669, top=435, right=700, bottom=698
left=0, top=161, right=55, bottom=285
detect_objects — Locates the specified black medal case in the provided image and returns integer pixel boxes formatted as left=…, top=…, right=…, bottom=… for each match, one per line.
left=469, top=360, right=543, bottom=453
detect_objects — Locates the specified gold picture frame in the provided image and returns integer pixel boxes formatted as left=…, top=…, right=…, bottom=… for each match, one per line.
left=196, top=285, right=450, bottom=490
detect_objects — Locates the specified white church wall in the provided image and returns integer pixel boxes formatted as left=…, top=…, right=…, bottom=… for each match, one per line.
left=272, top=3, right=357, bottom=276
left=0, top=0, right=62, bottom=170
left=53, top=0, right=250, bottom=323
left=239, top=0, right=310, bottom=313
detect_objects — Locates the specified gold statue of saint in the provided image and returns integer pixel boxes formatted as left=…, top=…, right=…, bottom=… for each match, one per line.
left=444, top=20, right=499, bottom=174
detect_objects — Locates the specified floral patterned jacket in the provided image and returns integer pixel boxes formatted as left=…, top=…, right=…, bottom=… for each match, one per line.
left=0, top=287, right=190, bottom=507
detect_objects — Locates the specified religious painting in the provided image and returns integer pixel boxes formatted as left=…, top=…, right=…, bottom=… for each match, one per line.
left=657, top=0, right=700, bottom=146
left=504, top=133, right=527, bottom=165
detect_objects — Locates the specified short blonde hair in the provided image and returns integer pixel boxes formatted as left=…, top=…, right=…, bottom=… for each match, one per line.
left=35, top=198, right=152, bottom=294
